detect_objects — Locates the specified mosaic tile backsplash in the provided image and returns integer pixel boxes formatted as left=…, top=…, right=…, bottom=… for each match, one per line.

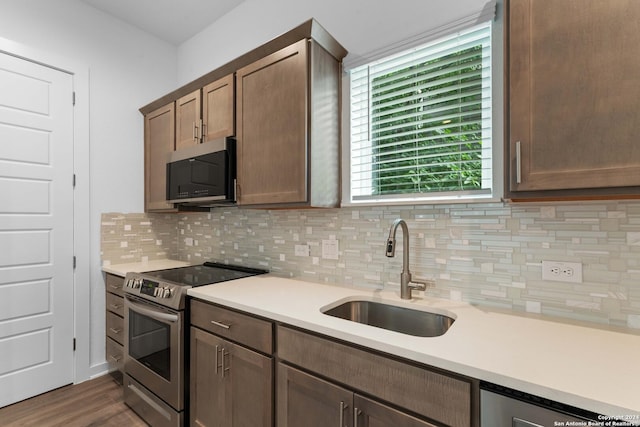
left=101, top=201, right=640, bottom=329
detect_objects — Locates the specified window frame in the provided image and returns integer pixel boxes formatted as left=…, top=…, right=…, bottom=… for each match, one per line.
left=341, top=13, right=503, bottom=207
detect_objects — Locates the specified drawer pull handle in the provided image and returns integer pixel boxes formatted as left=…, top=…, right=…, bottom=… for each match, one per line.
left=127, top=382, right=171, bottom=421
left=210, top=320, right=231, bottom=329
left=109, top=304, right=121, bottom=309
left=109, top=327, right=121, bottom=334
left=109, top=285, right=120, bottom=290
left=109, top=355, right=122, bottom=362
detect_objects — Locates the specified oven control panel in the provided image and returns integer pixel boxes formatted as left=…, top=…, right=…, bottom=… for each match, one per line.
left=124, top=273, right=183, bottom=309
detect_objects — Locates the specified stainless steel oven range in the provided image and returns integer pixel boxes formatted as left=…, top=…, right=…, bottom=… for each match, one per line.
left=122, top=262, right=267, bottom=427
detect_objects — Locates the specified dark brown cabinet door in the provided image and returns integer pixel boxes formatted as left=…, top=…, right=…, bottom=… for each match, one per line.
left=144, top=102, right=176, bottom=212
left=203, top=74, right=235, bottom=141
left=190, top=327, right=224, bottom=427
left=354, top=395, right=437, bottom=427
left=508, top=0, right=640, bottom=196
left=277, top=364, right=438, bottom=427
left=236, top=39, right=308, bottom=206
left=190, top=327, right=273, bottom=427
left=176, top=89, right=201, bottom=151
left=224, top=339, right=272, bottom=427
left=277, top=363, right=352, bottom=427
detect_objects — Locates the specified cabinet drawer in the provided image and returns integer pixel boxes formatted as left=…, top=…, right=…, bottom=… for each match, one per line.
left=191, top=299, right=272, bottom=354
left=106, top=292, right=124, bottom=317
left=105, top=273, right=125, bottom=297
left=106, top=337, right=124, bottom=372
left=106, top=311, right=124, bottom=345
left=278, top=326, right=472, bottom=427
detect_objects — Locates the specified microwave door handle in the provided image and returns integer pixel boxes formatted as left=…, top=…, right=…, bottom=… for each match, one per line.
left=126, top=298, right=179, bottom=323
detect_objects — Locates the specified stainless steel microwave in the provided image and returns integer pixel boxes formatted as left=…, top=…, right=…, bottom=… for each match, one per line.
left=166, top=137, right=236, bottom=206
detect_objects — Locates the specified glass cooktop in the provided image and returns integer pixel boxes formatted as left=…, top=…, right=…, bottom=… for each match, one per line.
left=144, top=262, right=268, bottom=287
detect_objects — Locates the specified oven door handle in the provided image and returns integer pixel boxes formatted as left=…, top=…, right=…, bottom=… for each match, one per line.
left=126, top=298, right=179, bottom=323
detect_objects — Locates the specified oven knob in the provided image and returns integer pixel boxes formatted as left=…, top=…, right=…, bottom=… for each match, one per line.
left=163, top=288, right=172, bottom=298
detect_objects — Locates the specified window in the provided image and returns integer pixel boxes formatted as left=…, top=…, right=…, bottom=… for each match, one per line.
left=347, top=21, right=495, bottom=204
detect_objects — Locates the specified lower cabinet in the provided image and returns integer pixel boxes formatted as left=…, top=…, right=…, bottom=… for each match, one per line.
left=278, top=363, right=436, bottom=427
left=277, top=325, right=477, bottom=427
left=189, top=305, right=273, bottom=427
left=104, top=273, right=125, bottom=383
left=188, top=301, right=479, bottom=427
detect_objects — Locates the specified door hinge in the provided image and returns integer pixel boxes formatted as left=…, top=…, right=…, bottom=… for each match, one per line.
left=72, top=91, right=76, bottom=106
left=73, top=338, right=76, bottom=351
left=73, top=174, right=76, bottom=188
left=73, top=256, right=77, bottom=269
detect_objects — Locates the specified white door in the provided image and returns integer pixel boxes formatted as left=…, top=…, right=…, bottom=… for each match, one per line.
left=0, top=52, right=75, bottom=407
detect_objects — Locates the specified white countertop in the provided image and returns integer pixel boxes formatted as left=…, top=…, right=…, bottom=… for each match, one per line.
left=188, top=274, right=640, bottom=417
left=102, top=259, right=191, bottom=276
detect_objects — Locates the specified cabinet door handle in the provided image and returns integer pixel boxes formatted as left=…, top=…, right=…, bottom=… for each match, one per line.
left=221, top=348, right=230, bottom=377
left=215, top=345, right=222, bottom=374
left=515, top=140, right=522, bottom=184
left=193, top=121, right=198, bottom=143
left=353, top=407, right=362, bottom=427
left=199, top=119, right=204, bottom=142
left=210, top=320, right=231, bottom=329
left=339, top=401, right=348, bottom=427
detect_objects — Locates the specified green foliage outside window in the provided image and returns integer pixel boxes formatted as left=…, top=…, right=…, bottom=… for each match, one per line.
left=370, top=45, right=484, bottom=195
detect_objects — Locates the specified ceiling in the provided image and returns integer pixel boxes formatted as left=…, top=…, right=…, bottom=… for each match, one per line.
left=81, top=0, right=245, bottom=45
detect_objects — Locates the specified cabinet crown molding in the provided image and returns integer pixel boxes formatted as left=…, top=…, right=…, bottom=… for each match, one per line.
left=140, top=19, right=347, bottom=116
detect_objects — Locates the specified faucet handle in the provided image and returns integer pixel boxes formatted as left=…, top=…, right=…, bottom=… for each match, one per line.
left=408, top=279, right=435, bottom=292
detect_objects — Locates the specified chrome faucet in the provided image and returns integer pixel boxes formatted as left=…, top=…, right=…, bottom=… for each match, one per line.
left=385, top=219, right=432, bottom=299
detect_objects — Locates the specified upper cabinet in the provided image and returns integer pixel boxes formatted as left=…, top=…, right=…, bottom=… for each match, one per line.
left=506, top=0, right=640, bottom=199
left=140, top=19, right=346, bottom=210
left=175, top=89, right=201, bottom=150
left=203, top=74, right=235, bottom=142
left=236, top=39, right=341, bottom=207
left=144, top=102, right=177, bottom=212
left=176, top=74, right=235, bottom=151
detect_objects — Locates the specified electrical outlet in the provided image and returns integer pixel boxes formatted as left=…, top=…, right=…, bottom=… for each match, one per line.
left=294, top=244, right=310, bottom=257
left=541, top=260, right=583, bottom=283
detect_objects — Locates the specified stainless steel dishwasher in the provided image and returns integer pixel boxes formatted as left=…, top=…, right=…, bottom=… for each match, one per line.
left=480, top=382, right=601, bottom=426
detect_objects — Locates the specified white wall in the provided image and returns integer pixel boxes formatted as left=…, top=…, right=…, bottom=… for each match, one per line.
left=0, top=0, right=178, bottom=379
left=177, top=0, right=492, bottom=84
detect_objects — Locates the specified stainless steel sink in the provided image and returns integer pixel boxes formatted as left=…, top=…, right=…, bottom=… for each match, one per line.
left=322, top=300, right=454, bottom=337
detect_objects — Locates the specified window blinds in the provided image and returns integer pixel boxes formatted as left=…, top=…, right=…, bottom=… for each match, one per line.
left=349, top=21, right=493, bottom=202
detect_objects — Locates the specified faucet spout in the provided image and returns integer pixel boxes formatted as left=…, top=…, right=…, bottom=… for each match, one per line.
left=386, top=219, right=429, bottom=299
left=386, top=218, right=409, bottom=271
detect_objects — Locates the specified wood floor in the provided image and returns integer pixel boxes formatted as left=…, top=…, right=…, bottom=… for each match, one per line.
left=0, top=374, right=147, bottom=426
